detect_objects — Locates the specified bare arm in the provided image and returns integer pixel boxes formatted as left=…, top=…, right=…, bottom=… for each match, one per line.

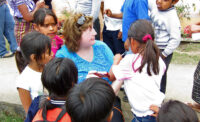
left=109, top=54, right=122, bottom=81
left=104, top=9, right=122, bottom=19
left=18, top=1, right=45, bottom=22
left=17, top=88, right=32, bottom=113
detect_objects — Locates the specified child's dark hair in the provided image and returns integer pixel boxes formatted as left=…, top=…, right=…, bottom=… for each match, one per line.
left=15, top=31, right=51, bottom=73
left=157, top=100, right=198, bottom=122
left=42, top=58, right=78, bottom=98
left=41, top=58, right=78, bottom=115
left=33, top=8, right=57, bottom=26
left=66, top=78, right=115, bottom=122
left=128, top=19, right=160, bottom=76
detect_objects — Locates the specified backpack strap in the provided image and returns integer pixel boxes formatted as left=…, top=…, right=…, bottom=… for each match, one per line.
left=55, top=107, right=66, bottom=121
left=41, top=106, right=66, bottom=122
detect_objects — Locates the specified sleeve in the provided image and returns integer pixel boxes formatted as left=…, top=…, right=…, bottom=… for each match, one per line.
left=16, top=75, right=30, bottom=91
left=14, top=0, right=26, bottom=6
left=135, top=0, right=150, bottom=20
left=112, top=55, right=133, bottom=80
left=91, top=0, right=101, bottom=21
left=162, top=13, right=181, bottom=57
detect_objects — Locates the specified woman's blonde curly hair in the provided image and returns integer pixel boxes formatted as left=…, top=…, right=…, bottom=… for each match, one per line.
left=63, top=13, right=93, bottom=52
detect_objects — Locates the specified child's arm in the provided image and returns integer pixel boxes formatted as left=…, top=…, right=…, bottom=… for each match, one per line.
left=109, top=54, right=123, bottom=81
left=104, top=9, right=123, bottom=19
left=18, top=88, right=32, bottom=113
left=17, top=1, right=46, bottom=22
left=162, top=16, right=181, bottom=58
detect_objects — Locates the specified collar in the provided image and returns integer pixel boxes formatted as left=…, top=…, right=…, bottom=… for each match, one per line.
left=50, top=99, right=66, bottom=105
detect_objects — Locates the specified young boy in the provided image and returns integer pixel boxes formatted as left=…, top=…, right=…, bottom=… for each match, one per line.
left=103, top=0, right=125, bottom=54
left=105, top=0, right=150, bottom=43
left=66, top=78, right=115, bottom=122
left=150, top=0, right=181, bottom=93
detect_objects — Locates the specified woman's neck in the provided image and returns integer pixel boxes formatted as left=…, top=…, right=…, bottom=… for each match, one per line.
left=76, top=46, right=93, bottom=62
left=28, top=62, right=43, bottom=72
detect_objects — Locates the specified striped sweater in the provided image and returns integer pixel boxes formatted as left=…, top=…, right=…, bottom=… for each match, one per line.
left=150, top=7, right=181, bottom=57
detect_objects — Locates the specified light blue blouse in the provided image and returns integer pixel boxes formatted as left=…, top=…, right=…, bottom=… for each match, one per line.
left=56, top=41, right=114, bottom=84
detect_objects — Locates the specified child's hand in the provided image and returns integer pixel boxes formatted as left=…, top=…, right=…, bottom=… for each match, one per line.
left=150, top=105, right=159, bottom=117
left=104, top=9, right=112, bottom=17
left=118, top=31, right=122, bottom=39
left=114, top=54, right=122, bottom=65
left=35, top=0, right=46, bottom=9
left=124, top=39, right=130, bottom=51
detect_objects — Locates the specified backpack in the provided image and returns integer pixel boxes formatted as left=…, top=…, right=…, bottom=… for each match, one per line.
left=32, top=106, right=71, bottom=122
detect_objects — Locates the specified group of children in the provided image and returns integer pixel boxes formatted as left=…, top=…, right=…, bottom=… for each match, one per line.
left=13, top=0, right=200, bottom=122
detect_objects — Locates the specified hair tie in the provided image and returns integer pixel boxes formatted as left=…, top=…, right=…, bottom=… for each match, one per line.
left=77, top=15, right=86, bottom=25
left=142, top=34, right=152, bottom=43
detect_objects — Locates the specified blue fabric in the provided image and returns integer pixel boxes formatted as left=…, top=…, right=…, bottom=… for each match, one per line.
left=25, top=96, right=40, bottom=122
left=132, top=115, right=156, bottom=122
left=56, top=41, right=114, bottom=84
left=0, top=4, right=17, bottom=56
left=121, top=0, right=150, bottom=42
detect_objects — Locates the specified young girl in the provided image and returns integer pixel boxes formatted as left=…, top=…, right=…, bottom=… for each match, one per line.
left=32, top=58, right=78, bottom=121
left=15, top=31, right=53, bottom=113
left=110, top=20, right=166, bottom=122
left=33, top=8, right=63, bottom=57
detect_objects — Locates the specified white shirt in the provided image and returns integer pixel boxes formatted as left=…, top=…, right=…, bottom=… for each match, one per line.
left=104, top=0, right=124, bottom=31
left=16, top=66, right=44, bottom=100
left=52, top=0, right=101, bottom=21
left=112, top=53, right=166, bottom=117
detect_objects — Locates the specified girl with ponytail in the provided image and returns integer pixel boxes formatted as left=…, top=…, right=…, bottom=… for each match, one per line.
left=109, top=20, right=166, bottom=122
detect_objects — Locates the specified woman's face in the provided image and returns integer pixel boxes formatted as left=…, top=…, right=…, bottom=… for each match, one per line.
left=79, top=26, right=97, bottom=48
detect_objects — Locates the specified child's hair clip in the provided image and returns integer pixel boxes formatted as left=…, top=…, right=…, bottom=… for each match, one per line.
left=142, top=34, right=152, bottom=43
left=77, top=15, right=86, bottom=26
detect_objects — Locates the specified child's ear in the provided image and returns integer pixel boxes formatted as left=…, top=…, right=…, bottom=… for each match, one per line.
left=107, top=111, right=113, bottom=122
left=33, top=23, right=39, bottom=31
left=30, top=54, right=36, bottom=62
left=172, top=0, right=179, bottom=5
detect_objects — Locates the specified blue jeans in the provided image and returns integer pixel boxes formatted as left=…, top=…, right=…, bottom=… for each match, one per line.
left=0, top=4, right=17, bottom=56
left=132, top=115, right=156, bottom=122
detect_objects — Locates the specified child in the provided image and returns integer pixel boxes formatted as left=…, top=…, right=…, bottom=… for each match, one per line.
left=111, top=20, right=166, bottom=122
left=105, top=0, right=150, bottom=43
left=150, top=0, right=181, bottom=93
left=32, top=58, right=78, bottom=121
left=150, top=100, right=199, bottom=122
left=103, top=0, right=125, bottom=55
left=66, top=77, right=115, bottom=122
left=33, top=8, right=63, bottom=57
left=15, top=31, right=53, bottom=113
